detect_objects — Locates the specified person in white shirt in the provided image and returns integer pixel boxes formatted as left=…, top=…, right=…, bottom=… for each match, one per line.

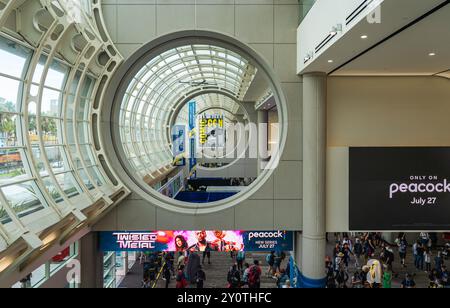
left=424, top=248, right=432, bottom=272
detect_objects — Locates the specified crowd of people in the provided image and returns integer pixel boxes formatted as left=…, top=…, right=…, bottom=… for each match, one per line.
left=139, top=249, right=291, bottom=289
left=325, top=232, right=450, bottom=288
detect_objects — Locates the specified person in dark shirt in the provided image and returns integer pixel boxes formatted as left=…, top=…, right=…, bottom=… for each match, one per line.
left=196, top=265, right=206, bottom=288
left=401, top=274, right=416, bottom=288
left=163, top=263, right=171, bottom=288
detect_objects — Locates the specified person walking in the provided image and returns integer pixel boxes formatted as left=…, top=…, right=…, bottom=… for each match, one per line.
left=236, top=250, right=245, bottom=273
left=266, top=251, right=275, bottom=278
left=424, top=248, right=432, bottom=273
left=382, top=265, right=392, bottom=289
left=248, top=260, right=262, bottom=289
left=227, top=264, right=241, bottom=288
left=242, top=263, right=250, bottom=287
left=163, top=262, right=171, bottom=288
left=196, top=265, right=206, bottom=289
left=398, top=235, right=408, bottom=268
left=176, top=265, right=188, bottom=289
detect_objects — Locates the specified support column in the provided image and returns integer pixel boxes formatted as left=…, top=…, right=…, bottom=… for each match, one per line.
left=300, top=73, right=327, bottom=288
left=257, top=110, right=269, bottom=175
left=80, top=232, right=104, bottom=288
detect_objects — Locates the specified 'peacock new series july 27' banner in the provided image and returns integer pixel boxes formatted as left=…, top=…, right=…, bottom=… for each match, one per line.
left=99, top=230, right=293, bottom=252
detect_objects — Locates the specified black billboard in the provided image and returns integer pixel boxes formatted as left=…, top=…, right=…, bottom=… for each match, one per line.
left=349, top=147, right=450, bottom=231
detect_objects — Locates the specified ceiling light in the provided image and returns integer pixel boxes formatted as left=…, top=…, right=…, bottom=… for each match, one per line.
left=428, top=52, right=436, bottom=56
left=328, top=60, right=334, bottom=63
left=361, top=35, right=368, bottom=39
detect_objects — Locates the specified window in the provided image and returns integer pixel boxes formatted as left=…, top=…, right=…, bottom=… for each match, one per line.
left=12, top=241, right=79, bottom=288
left=1, top=181, right=44, bottom=219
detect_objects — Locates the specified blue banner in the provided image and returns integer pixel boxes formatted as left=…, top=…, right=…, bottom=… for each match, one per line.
left=188, top=101, right=197, bottom=172
left=289, top=256, right=302, bottom=288
left=172, top=125, right=186, bottom=157
left=188, top=101, right=196, bottom=130
left=242, top=231, right=294, bottom=252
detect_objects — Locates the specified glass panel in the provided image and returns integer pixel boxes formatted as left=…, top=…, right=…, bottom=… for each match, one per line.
left=77, top=121, right=89, bottom=144
left=41, top=117, right=59, bottom=145
left=0, top=37, right=31, bottom=78
left=1, top=181, right=45, bottom=218
left=31, top=146, right=46, bottom=176
left=0, top=199, right=11, bottom=224
left=66, top=120, right=75, bottom=144
left=80, top=76, right=94, bottom=98
left=0, top=113, right=18, bottom=147
left=32, top=55, right=47, bottom=84
left=42, top=177, right=63, bottom=203
left=78, top=168, right=95, bottom=190
left=77, top=99, right=89, bottom=121
left=45, top=146, right=68, bottom=174
left=45, top=60, right=68, bottom=90
left=30, top=85, right=39, bottom=97
left=0, top=76, right=20, bottom=113
left=80, top=144, right=95, bottom=166
left=29, top=264, right=46, bottom=287
left=69, top=71, right=82, bottom=95
left=87, top=166, right=104, bottom=186
left=41, top=88, right=61, bottom=117
left=55, top=172, right=79, bottom=198
left=0, top=148, right=27, bottom=185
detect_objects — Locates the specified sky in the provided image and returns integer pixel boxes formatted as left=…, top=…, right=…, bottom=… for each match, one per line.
left=0, top=48, right=66, bottom=112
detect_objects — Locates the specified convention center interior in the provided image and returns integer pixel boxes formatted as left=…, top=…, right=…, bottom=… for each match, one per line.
left=0, top=0, right=449, bottom=290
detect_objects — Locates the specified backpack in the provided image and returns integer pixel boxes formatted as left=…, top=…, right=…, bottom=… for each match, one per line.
left=248, top=266, right=260, bottom=285
left=176, top=271, right=184, bottom=282
left=237, top=251, right=245, bottom=261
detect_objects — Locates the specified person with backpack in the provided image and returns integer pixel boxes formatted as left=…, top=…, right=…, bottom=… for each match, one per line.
left=176, top=265, right=188, bottom=289
left=265, top=251, right=276, bottom=278
left=335, top=268, right=349, bottom=288
left=227, top=264, right=241, bottom=288
left=248, top=260, right=262, bottom=289
left=353, top=237, right=363, bottom=268
left=398, top=236, right=408, bottom=268
left=236, top=250, right=245, bottom=273
left=241, top=263, right=250, bottom=287
left=273, top=251, right=283, bottom=275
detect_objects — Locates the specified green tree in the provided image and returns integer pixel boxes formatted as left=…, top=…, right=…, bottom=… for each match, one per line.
left=0, top=114, right=16, bottom=145
left=0, top=100, right=15, bottom=113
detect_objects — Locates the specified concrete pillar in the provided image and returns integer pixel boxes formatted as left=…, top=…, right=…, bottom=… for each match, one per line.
left=79, top=232, right=103, bottom=288
left=257, top=110, right=269, bottom=175
left=300, top=73, right=327, bottom=288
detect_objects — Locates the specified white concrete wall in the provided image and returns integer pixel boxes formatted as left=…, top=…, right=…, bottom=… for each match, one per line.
left=95, top=0, right=303, bottom=231
left=326, top=76, right=450, bottom=231
left=297, top=0, right=366, bottom=73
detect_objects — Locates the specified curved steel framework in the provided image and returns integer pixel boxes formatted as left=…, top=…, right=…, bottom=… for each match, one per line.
left=0, top=0, right=128, bottom=278
left=119, top=44, right=257, bottom=180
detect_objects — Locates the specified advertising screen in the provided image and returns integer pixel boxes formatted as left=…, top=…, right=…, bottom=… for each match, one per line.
left=100, top=230, right=293, bottom=252
left=349, top=147, right=450, bottom=230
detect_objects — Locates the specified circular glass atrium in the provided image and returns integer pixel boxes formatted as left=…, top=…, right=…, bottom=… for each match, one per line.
left=109, top=37, right=287, bottom=209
